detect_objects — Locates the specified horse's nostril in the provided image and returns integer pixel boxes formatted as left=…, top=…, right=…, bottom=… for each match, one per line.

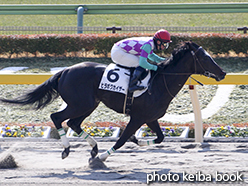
left=221, top=71, right=226, bottom=76
left=218, top=72, right=226, bottom=81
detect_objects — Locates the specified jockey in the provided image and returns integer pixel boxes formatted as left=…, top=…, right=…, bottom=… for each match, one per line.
left=110, top=29, right=172, bottom=93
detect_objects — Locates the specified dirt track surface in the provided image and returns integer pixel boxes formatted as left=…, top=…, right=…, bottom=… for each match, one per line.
left=0, top=139, right=248, bottom=186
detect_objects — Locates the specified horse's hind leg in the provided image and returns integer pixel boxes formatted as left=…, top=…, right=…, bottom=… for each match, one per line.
left=50, top=109, right=70, bottom=147
left=67, top=113, right=98, bottom=158
left=51, top=105, right=98, bottom=159
left=50, top=108, right=72, bottom=159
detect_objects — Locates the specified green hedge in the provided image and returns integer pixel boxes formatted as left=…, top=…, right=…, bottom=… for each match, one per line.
left=171, top=33, right=248, bottom=55
left=0, top=33, right=247, bottom=58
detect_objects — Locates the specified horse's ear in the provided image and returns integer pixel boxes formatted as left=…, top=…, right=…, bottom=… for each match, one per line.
left=184, top=41, right=191, bottom=49
left=185, top=41, right=198, bottom=51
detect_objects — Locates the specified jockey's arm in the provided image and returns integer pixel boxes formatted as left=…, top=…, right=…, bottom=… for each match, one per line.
left=139, top=56, right=158, bottom=71
left=139, top=44, right=158, bottom=71
left=139, top=44, right=166, bottom=71
left=148, top=53, right=166, bottom=63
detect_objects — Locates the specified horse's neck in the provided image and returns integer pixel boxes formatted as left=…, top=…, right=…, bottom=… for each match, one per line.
left=162, top=74, right=190, bottom=97
left=160, top=56, right=193, bottom=98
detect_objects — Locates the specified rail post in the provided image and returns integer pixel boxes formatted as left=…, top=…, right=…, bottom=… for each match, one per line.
left=237, top=27, right=248, bottom=34
left=77, top=6, right=84, bottom=33
left=189, top=85, right=203, bottom=143
left=106, top=26, right=122, bottom=33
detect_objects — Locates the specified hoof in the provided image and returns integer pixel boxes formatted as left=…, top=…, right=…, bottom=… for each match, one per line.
left=98, top=153, right=108, bottom=162
left=62, top=146, right=70, bottom=159
left=90, top=145, right=98, bottom=159
left=88, top=157, right=107, bottom=169
left=129, top=135, right=138, bottom=144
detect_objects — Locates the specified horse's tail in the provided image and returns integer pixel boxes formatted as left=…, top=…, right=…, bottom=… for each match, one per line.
left=0, top=70, right=63, bottom=110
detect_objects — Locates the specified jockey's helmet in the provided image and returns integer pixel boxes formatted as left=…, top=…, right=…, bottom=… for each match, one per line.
left=153, top=29, right=172, bottom=50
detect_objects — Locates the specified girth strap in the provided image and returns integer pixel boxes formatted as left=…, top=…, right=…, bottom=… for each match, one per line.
left=123, top=68, right=135, bottom=115
left=123, top=92, right=134, bottom=115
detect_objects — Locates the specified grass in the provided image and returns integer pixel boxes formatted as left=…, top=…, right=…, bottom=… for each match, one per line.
left=2, top=0, right=247, bottom=4
left=1, top=56, right=247, bottom=73
left=0, top=0, right=247, bottom=28
left=0, top=57, right=111, bottom=71
left=206, top=85, right=248, bottom=125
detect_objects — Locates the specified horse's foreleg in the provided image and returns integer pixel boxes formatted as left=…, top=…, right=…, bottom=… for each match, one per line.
left=136, top=120, right=164, bottom=146
left=67, top=116, right=98, bottom=158
left=99, top=119, right=142, bottom=161
left=78, top=130, right=98, bottom=158
left=98, top=147, right=116, bottom=161
left=57, top=128, right=70, bottom=159
left=129, top=134, right=155, bottom=146
left=130, top=134, right=155, bottom=146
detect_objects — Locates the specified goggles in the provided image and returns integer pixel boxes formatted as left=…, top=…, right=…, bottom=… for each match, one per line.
left=161, top=42, right=169, bottom=49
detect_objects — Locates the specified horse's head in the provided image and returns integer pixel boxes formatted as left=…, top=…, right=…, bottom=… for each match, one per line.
left=186, top=41, right=226, bottom=81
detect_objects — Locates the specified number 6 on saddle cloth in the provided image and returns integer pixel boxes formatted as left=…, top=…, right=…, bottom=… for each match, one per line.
left=99, top=63, right=151, bottom=114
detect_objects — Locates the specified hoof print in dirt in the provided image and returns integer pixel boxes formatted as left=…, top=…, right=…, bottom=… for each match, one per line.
left=0, top=154, right=18, bottom=169
left=88, top=157, right=107, bottom=169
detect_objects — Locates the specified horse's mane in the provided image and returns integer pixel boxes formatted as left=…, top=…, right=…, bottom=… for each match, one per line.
left=162, top=42, right=191, bottom=67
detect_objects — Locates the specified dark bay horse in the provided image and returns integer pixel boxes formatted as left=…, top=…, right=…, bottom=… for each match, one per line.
left=0, top=41, right=226, bottom=162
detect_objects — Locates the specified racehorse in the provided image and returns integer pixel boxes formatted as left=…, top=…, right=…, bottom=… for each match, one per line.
left=0, top=41, right=226, bottom=162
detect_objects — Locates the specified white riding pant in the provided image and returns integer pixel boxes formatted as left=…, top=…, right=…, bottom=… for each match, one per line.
left=111, top=44, right=139, bottom=67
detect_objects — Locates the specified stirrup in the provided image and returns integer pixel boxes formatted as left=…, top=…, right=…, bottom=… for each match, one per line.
left=129, top=85, right=146, bottom=93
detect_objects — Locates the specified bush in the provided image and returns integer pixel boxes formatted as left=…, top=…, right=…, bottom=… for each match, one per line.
left=0, top=33, right=247, bottom=58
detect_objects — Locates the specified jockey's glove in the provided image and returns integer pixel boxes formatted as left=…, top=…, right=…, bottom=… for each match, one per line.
left=156, top=65, right=165, bottom=74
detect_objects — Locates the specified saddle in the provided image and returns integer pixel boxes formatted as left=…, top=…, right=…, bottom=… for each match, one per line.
left=98, top=63, right=151, bottom=115
left=121, top=65, right=149, bottom=115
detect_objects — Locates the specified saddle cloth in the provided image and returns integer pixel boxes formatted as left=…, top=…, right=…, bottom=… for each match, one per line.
left=99, top=63, right=150, bottom=97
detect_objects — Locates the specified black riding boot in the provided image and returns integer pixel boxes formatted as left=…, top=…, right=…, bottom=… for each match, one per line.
left=129, top=66, right=146, bottom=93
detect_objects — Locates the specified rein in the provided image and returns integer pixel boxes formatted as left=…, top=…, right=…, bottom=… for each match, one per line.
left=149, top=46, right=207, bottom=97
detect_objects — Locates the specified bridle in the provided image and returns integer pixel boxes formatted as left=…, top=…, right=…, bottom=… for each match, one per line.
left=191, top=46, right=216, bottom=79
left=161, top=46, right=207, bottom=76
left=148, top=45, right=212, bottom=97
